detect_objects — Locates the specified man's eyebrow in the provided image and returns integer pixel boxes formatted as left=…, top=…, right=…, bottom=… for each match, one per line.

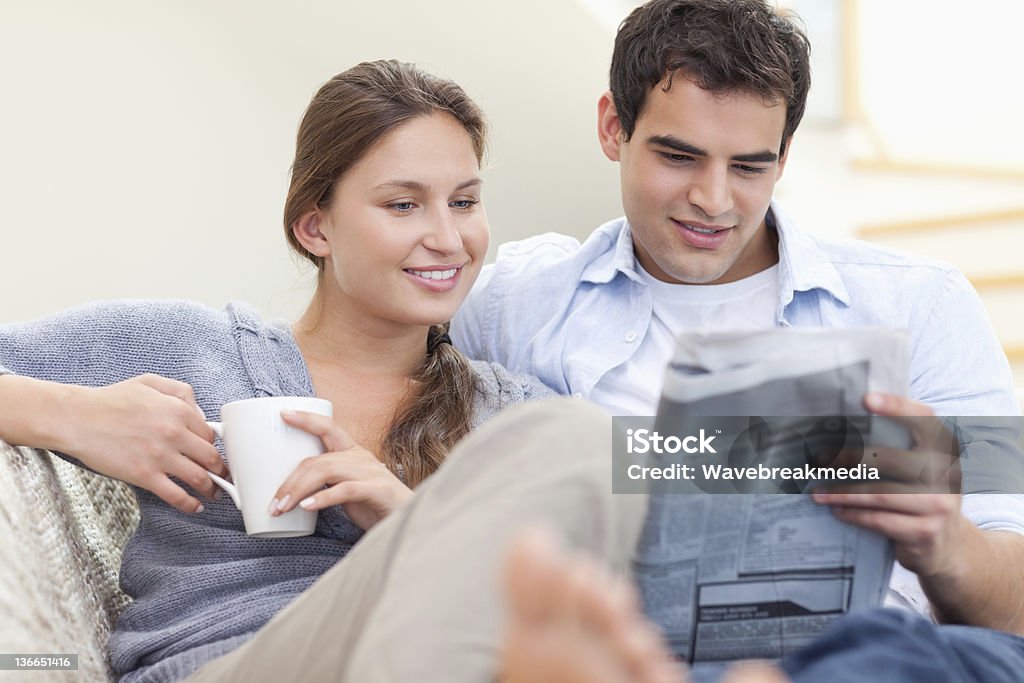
left=647, top=135, right=778, bottom=163
left=648, top=135, right=706, bottom=157
left=732, top=150, right=778, bottom=163
left=371, top=178, right=483, bottom=193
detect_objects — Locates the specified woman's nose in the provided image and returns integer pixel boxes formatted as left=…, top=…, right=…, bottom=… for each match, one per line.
left=423, top=209, right=464, bottom=254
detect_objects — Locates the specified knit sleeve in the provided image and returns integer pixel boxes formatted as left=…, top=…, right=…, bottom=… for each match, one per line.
left=0, top=299, right=223, bottom=388
left=467, top=360, right=557, bottom=429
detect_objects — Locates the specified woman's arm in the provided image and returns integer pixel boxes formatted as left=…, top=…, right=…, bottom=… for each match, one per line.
left=0, top=302, right=229, bottom=514
left=0, top=372, right=226, bottom=514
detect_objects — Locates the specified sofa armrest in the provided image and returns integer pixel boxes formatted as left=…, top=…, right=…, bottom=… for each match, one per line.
left=0, top=440, right=139, bottom=682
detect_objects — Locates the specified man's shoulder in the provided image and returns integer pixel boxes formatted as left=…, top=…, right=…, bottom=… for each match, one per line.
left=490, top=219, right=625, bottom=279
left=811, top=234, right=958, bottom=276
left=807, top=234, right=965, bottom=299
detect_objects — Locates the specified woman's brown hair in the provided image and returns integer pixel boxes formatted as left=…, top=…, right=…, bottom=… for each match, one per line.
left=283, top=60, right=485, bottom=487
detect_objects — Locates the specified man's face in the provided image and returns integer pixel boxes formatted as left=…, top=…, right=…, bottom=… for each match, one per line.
left=599, top=74, right=789, bottom=284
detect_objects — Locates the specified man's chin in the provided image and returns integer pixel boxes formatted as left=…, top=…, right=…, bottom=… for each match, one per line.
left=658, top=262, right=729, bottom=286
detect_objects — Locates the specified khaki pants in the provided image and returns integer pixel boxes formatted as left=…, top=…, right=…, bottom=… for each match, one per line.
left=186, top=397, right=648, bottom=682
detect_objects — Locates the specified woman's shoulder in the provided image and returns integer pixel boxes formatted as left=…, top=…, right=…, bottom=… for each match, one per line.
left=468, top=359, right=557, bottom=426
left=4, top=298, right=230, bottom=338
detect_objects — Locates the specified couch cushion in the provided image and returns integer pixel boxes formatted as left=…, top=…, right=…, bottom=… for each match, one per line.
left=0, top=441, right=139, bottom=681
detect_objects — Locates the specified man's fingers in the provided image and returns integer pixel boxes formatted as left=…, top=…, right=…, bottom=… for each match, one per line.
left=819, top=446, right=960, bottom=489
left=147, top=474, right=206, bottom=514
left=829, top=506, right=943, bottom=543
left=864, top=393, right=957, bottom=450
left=865, top=392, right=933, bottom=417
left=281, top=410, right=355, bottom=452
left=813, top=489, right=959, bottom=514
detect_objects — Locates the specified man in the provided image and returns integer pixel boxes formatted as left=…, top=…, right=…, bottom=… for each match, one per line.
left=453, top=0, right=1024, bottom=652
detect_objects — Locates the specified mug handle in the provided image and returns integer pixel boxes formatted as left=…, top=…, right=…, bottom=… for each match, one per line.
left=205, top=421, right=241, bottom=509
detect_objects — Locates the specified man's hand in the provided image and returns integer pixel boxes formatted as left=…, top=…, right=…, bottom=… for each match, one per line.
left=270, top=411, right=413, bottom=531
left=812, top=392, right=970, bottom=579
left=811, top=392, right=1024, bottom=634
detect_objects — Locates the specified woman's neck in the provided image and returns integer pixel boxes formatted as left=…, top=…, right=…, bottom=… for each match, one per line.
left=291, top=289, right=430, bottom=453
left=292, top=289, right=427, bottom=380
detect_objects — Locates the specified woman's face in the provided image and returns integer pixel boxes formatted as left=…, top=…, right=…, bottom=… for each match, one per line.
left=318, top=113, right=488, bottom=331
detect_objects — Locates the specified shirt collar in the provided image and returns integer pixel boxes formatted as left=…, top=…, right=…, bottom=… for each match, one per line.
left=771, top=200, right=851, bottom=308
left=580, top=203, right=851, bottom=308
left=580, top=218, right=640, bottom=285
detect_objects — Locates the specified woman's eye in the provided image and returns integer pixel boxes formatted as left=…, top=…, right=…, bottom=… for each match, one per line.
left=450, top=199, right=479, bottom=210
left=389, top=201, right=415, bottom=212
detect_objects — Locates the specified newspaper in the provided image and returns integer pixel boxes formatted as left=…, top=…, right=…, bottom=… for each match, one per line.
left=632, top=329, right=908, bottom=666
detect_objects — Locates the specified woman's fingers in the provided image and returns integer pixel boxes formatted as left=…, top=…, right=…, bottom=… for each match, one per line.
left=138, top=375, right=217, bottom=443
left=146, top=472, right=207, bottom=515
left=165, top=451, right=222, bottom=501
left=137, top=373, right=202, bottom=410
left=271, top=452, right=382, bottom=514
left=280, top=410, right=356, bottom=453
left=176, top=427, right=228, bottom=478
left=299, top=480, right=372, bottom=512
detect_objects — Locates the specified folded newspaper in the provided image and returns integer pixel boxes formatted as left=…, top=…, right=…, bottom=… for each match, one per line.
left=630, top=328, right=909, bottom=666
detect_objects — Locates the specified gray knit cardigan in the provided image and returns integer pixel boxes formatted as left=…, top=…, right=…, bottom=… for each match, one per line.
left=0, top=300, right=553, bottom=682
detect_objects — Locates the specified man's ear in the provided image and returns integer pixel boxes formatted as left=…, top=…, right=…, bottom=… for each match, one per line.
left=292, top=210, right=331, bottom=258
left=597, top=91, right=625, bottom=162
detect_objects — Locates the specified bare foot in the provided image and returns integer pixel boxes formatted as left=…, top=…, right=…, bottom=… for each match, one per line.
left=500, top=526, right=792, bottom=683
left=720, top=662, right=791, bottom=683
left=501, top=526, right=686, bottom=683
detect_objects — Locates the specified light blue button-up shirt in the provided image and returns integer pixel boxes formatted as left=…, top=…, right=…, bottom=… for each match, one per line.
left=454, top=202, right=1017, bottom=417
left=452, top=202, right=1024, bottom=615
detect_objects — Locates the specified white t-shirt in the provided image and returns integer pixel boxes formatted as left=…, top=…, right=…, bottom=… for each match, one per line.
left=588, top=263, right=779, bottom=416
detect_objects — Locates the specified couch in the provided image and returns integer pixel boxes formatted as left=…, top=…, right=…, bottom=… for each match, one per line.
left=0, top=440, right=138, bottom=682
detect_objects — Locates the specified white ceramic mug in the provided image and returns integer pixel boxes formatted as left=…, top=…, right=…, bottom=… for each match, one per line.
left=206, top=396, right=333, bottom=538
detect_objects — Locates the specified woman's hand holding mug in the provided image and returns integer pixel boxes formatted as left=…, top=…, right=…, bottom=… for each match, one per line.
left=269, top=411, right=414, bottom=531
left=64, top=374, right=225, bottom=515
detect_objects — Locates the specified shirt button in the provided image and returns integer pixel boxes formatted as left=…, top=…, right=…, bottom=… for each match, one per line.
left=573, top=392, right=582, bottom=399
left=625, top=331, right=637, bottom=343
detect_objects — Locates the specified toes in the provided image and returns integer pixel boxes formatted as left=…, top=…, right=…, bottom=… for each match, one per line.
left=721, top=661, right=791, bottom=683
left=503, top=526, right=567, bottom=623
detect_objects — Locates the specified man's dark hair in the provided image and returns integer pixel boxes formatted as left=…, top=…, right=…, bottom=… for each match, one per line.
left=610, top=0, right=811, bottom=154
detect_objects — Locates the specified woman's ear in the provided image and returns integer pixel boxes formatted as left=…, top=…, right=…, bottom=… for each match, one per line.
left=292, top=210, right=331, bottom=258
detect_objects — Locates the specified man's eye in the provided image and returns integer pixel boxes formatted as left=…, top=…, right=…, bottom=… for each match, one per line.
left=736, top=165, right=767, bottom=175
left=388, top=202, right=415, bottom=212
left=660, top=152, right=693, bottom=163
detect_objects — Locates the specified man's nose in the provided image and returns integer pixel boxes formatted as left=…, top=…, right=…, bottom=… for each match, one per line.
left=687, top=165, right=733, bottom=218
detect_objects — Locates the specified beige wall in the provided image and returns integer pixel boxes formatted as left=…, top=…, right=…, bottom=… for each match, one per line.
left=3, top=0, right=1023, bottom=349
left=1, top=0, right=623, bottom=321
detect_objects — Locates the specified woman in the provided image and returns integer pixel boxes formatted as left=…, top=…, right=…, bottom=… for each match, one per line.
left=0, top=61, right=644, bottom=683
